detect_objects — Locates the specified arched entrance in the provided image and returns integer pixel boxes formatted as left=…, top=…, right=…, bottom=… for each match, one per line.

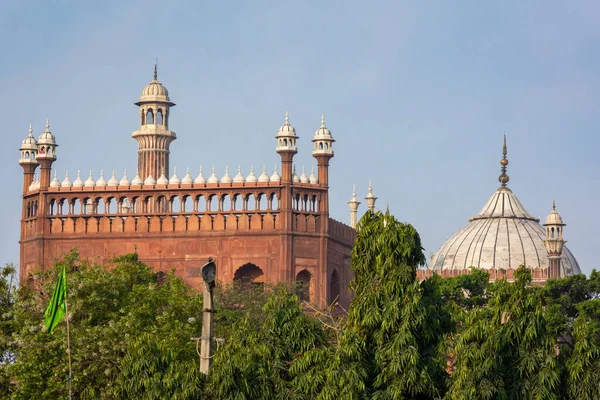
left=234, top=263, right=265, bottom=290
left=295, top=270, right=311, bottom=302
left=329, top=269, right=340, bottom=306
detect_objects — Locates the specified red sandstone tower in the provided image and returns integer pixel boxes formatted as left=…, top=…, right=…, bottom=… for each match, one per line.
left=18, top=68, right=356, bottom=308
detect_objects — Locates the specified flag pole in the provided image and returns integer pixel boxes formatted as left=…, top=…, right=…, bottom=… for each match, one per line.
left=64, top=288, right=73, bottom=400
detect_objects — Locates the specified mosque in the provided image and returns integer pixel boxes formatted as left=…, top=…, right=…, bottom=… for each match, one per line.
left=18, top=67, right=581, bottom=307
left=18, top=66, right=362, bottom=308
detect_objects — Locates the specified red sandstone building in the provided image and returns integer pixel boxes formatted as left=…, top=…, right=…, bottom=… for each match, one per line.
left=18, top=67, right=357, bottom=308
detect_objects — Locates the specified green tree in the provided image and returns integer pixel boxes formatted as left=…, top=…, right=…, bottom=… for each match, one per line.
left=297, top=210, right=451, bottom=399
left=207, top=288, right=328, bottom=399
left=566, top=298, right=600, bottom=399
left=448, top=267, right=563, bottom=400
left=7, top=251, right=205, bottom=399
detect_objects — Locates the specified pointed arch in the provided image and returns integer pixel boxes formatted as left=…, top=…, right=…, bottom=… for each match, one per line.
left=329, top=269, right=340, bottom=306
left=234, top=263, right=265, bottom=290
left=146, top=108, right=154, bottom=124
left=295, top=269, right=312, bottom=302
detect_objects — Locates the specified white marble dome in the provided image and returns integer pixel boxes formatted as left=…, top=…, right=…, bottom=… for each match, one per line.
left=429, top=140, right=581, bottom=278
left=429, top=187, right=580, bottom=276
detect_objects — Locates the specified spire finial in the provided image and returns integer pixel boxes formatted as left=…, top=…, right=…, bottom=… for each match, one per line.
left=29, top=122, right=33, bottom=135
left=368, top=178, right=373, bottom=194
left=552, top=199, right=556, bottom=210
left=45, top=118, right=50, bottom=130
left=153, top=62, right=158, bottom=80
left=285, top=109, right=289, bottom=123
left=498, top=135, right=510, bottom=187
left=321, top=112, right=325, bottom=125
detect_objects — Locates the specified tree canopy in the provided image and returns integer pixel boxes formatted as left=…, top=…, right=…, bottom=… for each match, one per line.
left=0, top=211, right=598, bottom=398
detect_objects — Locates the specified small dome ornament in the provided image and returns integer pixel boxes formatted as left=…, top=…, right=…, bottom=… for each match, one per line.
left=275, top=110, right=299, bottom=153
left=107, top=170, right=119, bottom=186
left=29, top=175, right=39, bottom=191
left=50, top=171, right=61, bottom=188
left=545, top=200, right=565, bottom=226
left=156, top=169, right=169, bottom=185
left=207, top=167, right=219, bottom=184
left=169, top=167, right=181, bottom=185
left=96, top=170, right=108, bottom=187
left=292, top=165, right=300, bottom=183
left=498, top=135, right=510, bottom=188
left=312, top=113, right=335, bottom=157
left=21, top=123, right=38, bottom=149
left=181, top=167, right=193, bottom=185
left=246, top=165, right=258, bottom=183
left=38, top=118, right=57, bottom=145
left=73, top=170, right=84, bottom=187
left=258, top=166, right=270, bottom=183
left=270, top=165, right=281, bottom=183
left=233, top=166, right=245, bottom=183
left=144, top=174, right=156, bottom=186
left=300, top=167, right=309, bottom=184
left=84, top=170, right=96, bottom=187
left=309, top=167, right=318, bottom=184
left=131, top=170, right=143, bottom=186
left=119, top=169, right=131, bottom=186
left=195, top=166, right=207, bottom=185
left=135, top=64, right=175, bottom=106
left=61, top=170, right=73, bottom=187
left=220, top=166, right=233, bottom=184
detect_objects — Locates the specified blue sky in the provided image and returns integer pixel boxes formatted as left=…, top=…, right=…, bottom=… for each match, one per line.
left=1, top=1, right=598, bottom=274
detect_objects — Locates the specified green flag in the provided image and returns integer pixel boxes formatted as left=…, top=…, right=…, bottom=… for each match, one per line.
left=43, top=265, right=67, bottom=334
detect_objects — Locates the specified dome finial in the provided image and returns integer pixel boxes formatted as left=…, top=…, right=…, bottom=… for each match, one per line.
left=45, top=118, right=50, bottom=130
left=153, top=61, right=158, bottom=80
left=552, top=199, right=556, bottom=210
left=321, top=112, right=325, bottom=126
left=498, top=135, right=510, bottom=187
left=285, top=109, right=289, bottom=123
left=29, top=122, right=33, bottom=135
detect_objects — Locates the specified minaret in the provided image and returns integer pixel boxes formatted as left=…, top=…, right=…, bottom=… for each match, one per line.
left=18, top=123, right=39, bottom=194
left=275, top=111, right=298, bottom=282
left=132, top=65, right=177, bottom=180
left=311, top=113, right=335, bottom=189
left=36, top=119, right=58, bottom=190
left=365, top=179, right=377, bottom=211
left=543, top=200, right=566, bottom=279
left=348, top=184, right=361, bottom=228
left=275, top=110, right=298, bottom=183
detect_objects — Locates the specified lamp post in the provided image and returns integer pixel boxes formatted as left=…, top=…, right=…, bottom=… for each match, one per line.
left=200, top=257, right=216, bottom=374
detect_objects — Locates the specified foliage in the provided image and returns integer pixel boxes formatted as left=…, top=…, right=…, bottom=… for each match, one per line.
left=1, top=213, right=600, bottom=399
left=6, top=251, right=205, bottom=399
left=206, top=288, right=328, bottom=399
left=448, top=267, right=563, bottom=400
left=296, top=210, right=452, bottom=399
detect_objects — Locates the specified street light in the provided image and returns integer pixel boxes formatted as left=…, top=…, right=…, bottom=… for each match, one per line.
left=200, top=257, right=216, bottom=374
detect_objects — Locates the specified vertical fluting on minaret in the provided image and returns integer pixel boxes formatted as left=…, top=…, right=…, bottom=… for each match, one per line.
left=132, top=65, right=177, bottom=180
left=348, top=184, right=361, bottom=228
left=543, top=200, right=566, bottom=279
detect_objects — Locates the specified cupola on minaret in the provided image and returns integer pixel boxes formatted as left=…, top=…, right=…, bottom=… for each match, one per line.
left=275, top=110, right=298, bottom=184
left=365, top=179, right=377, bottom=211
left=132, top=65, right=176, bottom=180
left=311, top=113, right=335, bottom=187
left=348, top=184, right=361, bottom=228
left=544, top=200, right=566, bottom=279
left=36, top=118, right=58, bottom=191
left=18, top=123, right=39, bottom=194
